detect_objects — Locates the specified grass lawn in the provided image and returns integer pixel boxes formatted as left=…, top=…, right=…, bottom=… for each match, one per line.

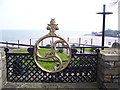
left=84, top=48, right=96, bottom=52
left=12, top=48, right=69, bottom=60
left=12, top=49, right=28, bottom=53
left=11, top=48, right=70, bottom=70
left=37, top=48, right=69, bottom=70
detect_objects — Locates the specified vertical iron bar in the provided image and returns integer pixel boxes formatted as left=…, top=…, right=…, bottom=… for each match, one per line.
left=6, top=41, right=8, bottom=47
left=80, top=48, right=82, bottom=53
left=83, top=48, right=84, bottom=53
left=79, top=37, right=81, bottom=46
left=18, top=40, right=19, bottom=48
left=30, top=39, right=31, bottom=47
left=67, top=37, right=69, bottom=42
left=91, top=38, right=93, bottom=45
left=4, top=48, right=9, bottom=81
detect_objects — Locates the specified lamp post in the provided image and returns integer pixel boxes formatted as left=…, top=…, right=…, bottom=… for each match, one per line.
left=97, top=4, right=113, bottom=50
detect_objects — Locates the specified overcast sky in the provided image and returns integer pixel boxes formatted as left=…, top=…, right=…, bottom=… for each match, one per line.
left=0, top=0, right=118, bottom=33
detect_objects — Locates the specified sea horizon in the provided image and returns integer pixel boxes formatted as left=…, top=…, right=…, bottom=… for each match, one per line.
left=0, top=30, right=119, bottom=47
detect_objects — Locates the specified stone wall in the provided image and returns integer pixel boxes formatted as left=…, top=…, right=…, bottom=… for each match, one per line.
left=0, top=49, right=6, bottom=90
left=97, top=49, right=120, bottom=89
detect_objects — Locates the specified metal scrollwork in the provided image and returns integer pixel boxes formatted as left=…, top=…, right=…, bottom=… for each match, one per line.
left=34, top=18, right=71, bottom=73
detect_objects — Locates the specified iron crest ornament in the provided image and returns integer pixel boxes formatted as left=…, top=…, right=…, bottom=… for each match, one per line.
left=34, top=18, right=71, bottom=73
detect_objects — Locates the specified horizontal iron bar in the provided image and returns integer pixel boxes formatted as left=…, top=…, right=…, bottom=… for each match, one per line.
left=39, top=46, right=109, bottom=48
left=0, top=42, right=109, bottom=48
left=7, top=53, right=30, bottom=55
left=0, top=42, right=34, bottom=47
left=75, top=54, right=97, bottom=56
left=38, top=60, right=68, bottom=62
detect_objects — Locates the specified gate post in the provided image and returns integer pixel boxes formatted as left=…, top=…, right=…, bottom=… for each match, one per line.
left=97, top=49, right=120, bottom=89
left=0, top=49, right=6, bottom=89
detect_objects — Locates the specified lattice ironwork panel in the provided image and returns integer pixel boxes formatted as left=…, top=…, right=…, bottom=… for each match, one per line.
left=6, top=52, right=98, bottom=83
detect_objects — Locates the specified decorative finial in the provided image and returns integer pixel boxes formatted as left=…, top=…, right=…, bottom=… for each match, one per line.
left=47, top=18, right=59, bottom=35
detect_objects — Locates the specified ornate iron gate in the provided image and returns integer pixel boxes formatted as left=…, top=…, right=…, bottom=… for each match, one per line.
left=5, top=48, right=98, bottom=83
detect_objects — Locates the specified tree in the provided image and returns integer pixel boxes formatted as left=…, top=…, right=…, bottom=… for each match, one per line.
left=111, top=0, right=119, bottom=6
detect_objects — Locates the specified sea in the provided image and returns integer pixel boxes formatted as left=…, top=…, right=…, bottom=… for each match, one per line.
left=0, top=30, right=119, bottom=48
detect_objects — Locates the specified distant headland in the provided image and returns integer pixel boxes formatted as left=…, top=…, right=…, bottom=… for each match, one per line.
left=91, top=29, right=120, bottom=37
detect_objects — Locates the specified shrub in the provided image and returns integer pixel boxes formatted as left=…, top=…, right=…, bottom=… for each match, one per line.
left=58, top=49, right=63, bottom=53
left=46, top=44, right=51, bottom=47
left=90, top=48, right=96, bottom=52
left=71, top=44, right=75, bottom=47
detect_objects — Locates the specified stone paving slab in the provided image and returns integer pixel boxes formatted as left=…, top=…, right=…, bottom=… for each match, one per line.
left=2, top=82, right=100, bottom=90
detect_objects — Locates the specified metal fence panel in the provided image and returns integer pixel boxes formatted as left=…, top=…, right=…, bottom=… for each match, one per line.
left=6, top=49, right=98, bottom=83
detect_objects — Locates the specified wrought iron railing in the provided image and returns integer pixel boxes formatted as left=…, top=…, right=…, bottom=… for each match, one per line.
left=1, top=41, right=109, bottom=83
left=4, top=47, right=99, bottom=83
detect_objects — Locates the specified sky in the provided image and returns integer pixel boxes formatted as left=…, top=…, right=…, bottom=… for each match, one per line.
left=0, top=0, right=119, bottom=34
left=118, top=1, right=120, bottom=30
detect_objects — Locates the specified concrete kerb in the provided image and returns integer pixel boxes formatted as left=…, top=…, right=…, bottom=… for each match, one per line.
left=2, top=82, right=99, bottom=89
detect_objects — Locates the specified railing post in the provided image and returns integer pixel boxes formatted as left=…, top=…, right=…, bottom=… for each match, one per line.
left=4, top=48, right=9, bottom=54
left=4, top=48, right=9, bottom=83
left=80, top=48, right=82, bottom=53
left=6, top=41, right=8, bottom=47
left=30, top=39, right=32, bottom=47
left=83, top=48, right=85, bottom=53
left=91, top=38, right=93, bottom=45
left=79, top=37, right=81, bottom=46
left=18, top=40, right=20, bottom=48
left=27, top=48, right=34, bottom=55
left=95, top=48, right=100, bottom=55
left=67, top=37, right=69, bottom=42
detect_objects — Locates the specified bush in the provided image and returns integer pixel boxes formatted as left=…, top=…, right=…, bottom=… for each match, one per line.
left=90, top=48, right=96, bottom=52
left=71, top=44, right=75, bottom=47
left=58, top=49, right=63, bottom=53
left=46, top=44, right=51, bottom=47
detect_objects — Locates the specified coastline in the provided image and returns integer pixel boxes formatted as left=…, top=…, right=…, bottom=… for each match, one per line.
left=0, top=35, right=118, bottom=48
left=0, top=30, right=119, bottom=48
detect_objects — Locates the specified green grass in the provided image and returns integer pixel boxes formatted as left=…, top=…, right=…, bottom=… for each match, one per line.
left=12, top=49, right=28, bottom=53
left=12, top=48, right=69, bottom=60
left=84, top=48, right=96, bottom=52
left=11, top=48, right=70, bottom=70
left=84, top=48, right=91, bottom=52
left=37, top=48, right=69, bottom=70
left=37, top=48, right=70, bottom=60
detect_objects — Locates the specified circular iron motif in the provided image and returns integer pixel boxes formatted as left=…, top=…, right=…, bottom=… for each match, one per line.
left=34, top=19, right=71, bottom=73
